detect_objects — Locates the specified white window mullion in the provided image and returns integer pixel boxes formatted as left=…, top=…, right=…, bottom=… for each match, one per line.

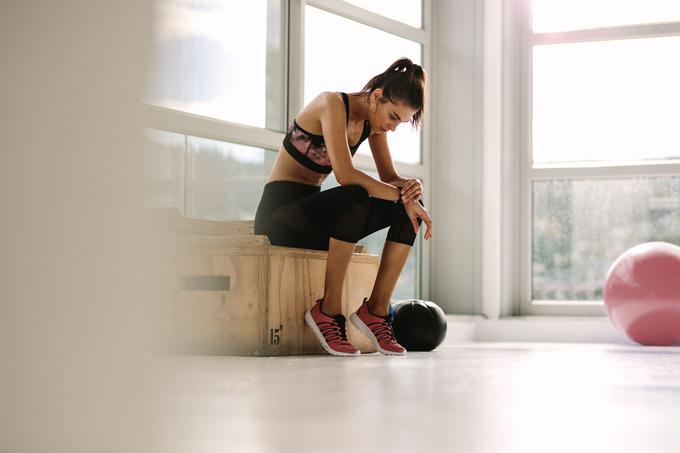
left=143, top=105, right=284, bottom=151
left=307, top=0, right=429, bottom=44
left=526, top=301, right=606, bottom=316
left=530, top=162, right=680, bottom=180
left=420, top=0, right=433, bottom=300
left=288, top=0, right=305, bottom=124
left=532, top=21, right=680, bottom=45
left=266, top=0, right=289, bottom=131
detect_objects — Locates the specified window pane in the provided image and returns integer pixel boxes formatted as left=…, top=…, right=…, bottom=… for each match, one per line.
left=187, top=137, right=276, bottom=220
left=343, top=0, right=422, bottom=28
left=533, top=0, right=680, bottom=33
left=533, top=37, right=680, bottom=164
left=148, top=0, right=286, bottom=130
left=305, top=6, right=422, bottom=164
left=532, top=177, right=680, bottom=301
left=144, top=129, right=185, bottom=214
left=323, top=173, right=420, bottom=300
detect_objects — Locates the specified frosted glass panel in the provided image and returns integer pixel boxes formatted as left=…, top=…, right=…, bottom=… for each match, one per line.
left=187, top=137, right=276, bottom=220
left=533, top=37, right=680, bottom=164
left=144, top=129, right=185, bottom=214
left=148, top=0, right=285, bottom=129
left=532, top=177, right=680, bottom=301
left=305, top=6, right=422, bottom=164
left=533, top=0, right=680, bottom=33
left=343, top=0, right=422, bottom=28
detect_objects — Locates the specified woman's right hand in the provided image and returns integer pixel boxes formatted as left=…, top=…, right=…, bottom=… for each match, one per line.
left=404, top=201, right=432, bottom=240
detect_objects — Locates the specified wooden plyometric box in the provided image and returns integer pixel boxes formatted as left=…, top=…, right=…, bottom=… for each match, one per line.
left=157, top=211, right=379, bottom=356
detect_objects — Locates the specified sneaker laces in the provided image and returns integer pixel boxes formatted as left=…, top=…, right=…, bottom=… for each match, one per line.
left=368, top=313, right=398, bottom=344
left=318, top=315, right=350, bottom=343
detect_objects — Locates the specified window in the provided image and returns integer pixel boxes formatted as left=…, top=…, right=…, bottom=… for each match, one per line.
left=147, top=0, right=286, bottom=130
left=304, top=5, right=422, bottom=164
left=145, top=0, right=286, bottom=222
left=521, top=2, right=680, bottom=315
left=532, top=0, right=680, bottom=33
left=187, top=137, right=277, bottom=220
left=144, top=129, right=186, bottom=214
left=533, top=177, right=680, bottom=302
left=144, top=131, right=277, bottom=220
left=343, top=0, right=422, bottom=28
left=146, top=0, right=432, bottom=300
left=533, top=37, right=680, bottom=164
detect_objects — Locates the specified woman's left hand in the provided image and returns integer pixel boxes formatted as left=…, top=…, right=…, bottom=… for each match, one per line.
left=400, top=178, right=423, bottom=204
left=404, top=200, right=432, bottom=240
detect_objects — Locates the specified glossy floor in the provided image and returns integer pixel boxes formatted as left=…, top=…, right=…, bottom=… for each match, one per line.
left=155, top=342, right=680, bottom=453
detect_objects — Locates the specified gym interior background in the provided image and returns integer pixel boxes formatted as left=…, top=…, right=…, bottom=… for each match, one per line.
left=2, top=1, right=679, bottom=452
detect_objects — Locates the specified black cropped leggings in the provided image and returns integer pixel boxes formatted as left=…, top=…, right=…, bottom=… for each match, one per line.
left=254, top=181, right=423, bottom=251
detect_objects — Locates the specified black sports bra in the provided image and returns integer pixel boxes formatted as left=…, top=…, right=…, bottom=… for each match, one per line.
left=282, top=92, right=371, bottom=174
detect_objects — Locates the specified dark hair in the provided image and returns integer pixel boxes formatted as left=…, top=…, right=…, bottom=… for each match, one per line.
left=361, top=57, right=428, bottom=129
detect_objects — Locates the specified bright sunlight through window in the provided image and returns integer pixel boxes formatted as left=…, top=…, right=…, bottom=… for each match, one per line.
left=148, top=0, right=272, bottom=128
left=305, top=6, right=422, bottom=164
left=342, top=0, right=422, bottom=28
left=533, top=0, right=680, bottom=33
left=532, top=36, right=680, bottom=164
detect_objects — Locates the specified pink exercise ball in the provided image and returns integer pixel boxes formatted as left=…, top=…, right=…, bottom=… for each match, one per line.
left=604, top=242, right=680, bottom=346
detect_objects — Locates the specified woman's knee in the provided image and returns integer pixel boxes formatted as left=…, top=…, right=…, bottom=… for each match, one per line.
left=386, top=215, right=421, bottom=246
left=387, top=228, right=417, bottom=246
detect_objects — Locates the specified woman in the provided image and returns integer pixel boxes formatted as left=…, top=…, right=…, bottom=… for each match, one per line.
left=254, top=57, right=433, bottom=357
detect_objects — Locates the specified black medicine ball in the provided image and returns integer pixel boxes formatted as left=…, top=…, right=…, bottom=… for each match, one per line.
left=391, top=300, right=447, bottom=351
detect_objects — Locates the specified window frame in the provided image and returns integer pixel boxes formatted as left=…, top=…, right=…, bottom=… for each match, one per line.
left=300, top=0, right=431, bottom=177
left=144, top=0, right=288, bottom=150
left=143, top=0, right=433, bottom=300
left=518, top=0, right=680, bottom=315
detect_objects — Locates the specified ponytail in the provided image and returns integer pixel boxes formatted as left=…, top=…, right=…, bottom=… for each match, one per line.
left=361, top=57, right=428, bottom=128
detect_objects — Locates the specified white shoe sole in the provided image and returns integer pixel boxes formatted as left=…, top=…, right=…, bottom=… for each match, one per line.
left=304, top=310, right=360, bottom=357
left=350, top=313, right=406, bottom=356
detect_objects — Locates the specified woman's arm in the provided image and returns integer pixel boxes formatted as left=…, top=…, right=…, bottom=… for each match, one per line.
left=383, top=175, right=409, bottom=188
left=342, top=169, right=401, bottom=201
left=367, top=133, right=400, bottom=184
left=318, top=93, right=401, bottom=201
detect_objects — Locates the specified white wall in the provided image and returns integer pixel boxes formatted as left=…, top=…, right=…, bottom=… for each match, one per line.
left=431, top=0, right=485, bottom=315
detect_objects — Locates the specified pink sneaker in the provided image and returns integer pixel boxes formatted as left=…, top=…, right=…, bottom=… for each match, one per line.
left=351, top=298, right=406, bottom=356
left=304, top=299, right=360, bottom=357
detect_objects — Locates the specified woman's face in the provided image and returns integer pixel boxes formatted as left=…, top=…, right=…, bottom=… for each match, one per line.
left=369, top=89, right=418, bottom=134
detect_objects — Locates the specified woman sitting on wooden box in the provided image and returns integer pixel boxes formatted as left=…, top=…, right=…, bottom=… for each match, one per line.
left=254, top=58, right=432, bottom=357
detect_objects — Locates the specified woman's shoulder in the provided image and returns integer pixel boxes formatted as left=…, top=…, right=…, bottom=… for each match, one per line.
left=307, top=91, right=344, bottom=111
left=297, top=92, right=346, bottom=126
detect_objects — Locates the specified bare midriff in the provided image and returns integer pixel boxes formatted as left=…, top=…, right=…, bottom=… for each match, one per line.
left=266, top=145, right=329, bottom=187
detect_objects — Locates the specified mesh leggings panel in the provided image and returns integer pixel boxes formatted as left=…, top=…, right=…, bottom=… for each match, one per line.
left=254, top=181, right=423, bottom=251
